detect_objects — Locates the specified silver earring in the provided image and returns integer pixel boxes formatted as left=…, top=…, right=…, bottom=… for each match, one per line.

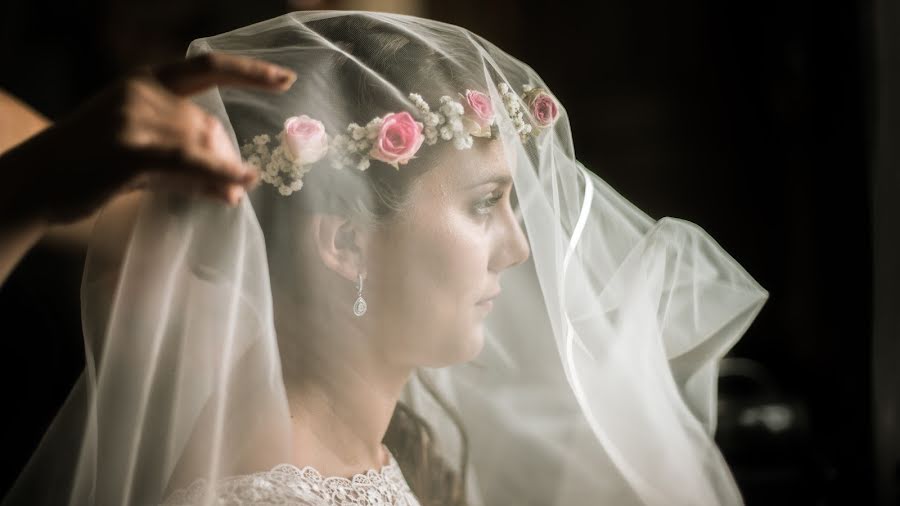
left=353, top=273, right=367, bottom=317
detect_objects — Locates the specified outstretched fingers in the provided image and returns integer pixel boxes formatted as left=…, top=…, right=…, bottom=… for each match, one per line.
left=153, top=52, right=297, bottom=96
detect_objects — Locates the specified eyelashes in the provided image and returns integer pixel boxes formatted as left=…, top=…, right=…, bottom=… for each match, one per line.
left=473, top=190, right=504, bottom=216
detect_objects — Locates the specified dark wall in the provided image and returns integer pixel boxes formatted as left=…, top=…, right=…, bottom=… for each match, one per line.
left=0, top=0, right=288, bottom=119
left=872, top=0, right=900, bottom=503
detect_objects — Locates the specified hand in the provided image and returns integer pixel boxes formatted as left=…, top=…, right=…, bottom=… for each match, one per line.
left=1, top=52, right=297, bottom=225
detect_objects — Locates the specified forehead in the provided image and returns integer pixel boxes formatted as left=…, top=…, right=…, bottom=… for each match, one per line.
left=418, top=139, right=515, bottom=194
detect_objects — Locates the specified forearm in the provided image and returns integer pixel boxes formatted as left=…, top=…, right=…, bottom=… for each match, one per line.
left=0, top=90, right=52, bottom=283
left=0, top=143, right=49, bottom=284
left=0, top=89, right=102, bottom=259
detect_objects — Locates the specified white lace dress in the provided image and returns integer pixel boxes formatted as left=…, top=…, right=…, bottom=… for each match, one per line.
left=162, top=452, right=421, bottom=506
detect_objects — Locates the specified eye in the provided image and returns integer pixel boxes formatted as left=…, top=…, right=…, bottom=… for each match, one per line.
left=473, top=190, right=504, bottom=216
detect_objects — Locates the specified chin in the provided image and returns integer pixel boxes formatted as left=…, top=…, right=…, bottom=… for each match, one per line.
left=423, top=327, right=485, bottom=368
left=449, top=326, right=486, bottom=365
left=458, top=328, right=486, bottom=363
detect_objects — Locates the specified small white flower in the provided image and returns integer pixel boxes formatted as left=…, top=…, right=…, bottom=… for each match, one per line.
left=409, top=93, right=430, bottom=114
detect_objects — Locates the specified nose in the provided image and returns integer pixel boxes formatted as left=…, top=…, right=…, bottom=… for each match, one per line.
left=492, top=204, right=531, bottom=272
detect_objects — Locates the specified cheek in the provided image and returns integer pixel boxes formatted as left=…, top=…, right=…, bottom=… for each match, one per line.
left=368, top=211, right=490, bottom=364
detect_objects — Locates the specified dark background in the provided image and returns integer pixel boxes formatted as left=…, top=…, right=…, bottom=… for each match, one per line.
left=1, top=0, right=896, bottom=504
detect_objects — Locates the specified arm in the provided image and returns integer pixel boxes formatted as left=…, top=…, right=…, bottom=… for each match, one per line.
left=0, top=95, right=164, bottom=264
left=0, top=55, right=297, bottom=285
left=0, top=90, right=51, bottom=282
left=0, top=91, right=131, bottom=279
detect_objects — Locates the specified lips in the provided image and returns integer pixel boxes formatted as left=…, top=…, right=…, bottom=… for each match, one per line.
left=477, top=289, right=501, bottom=305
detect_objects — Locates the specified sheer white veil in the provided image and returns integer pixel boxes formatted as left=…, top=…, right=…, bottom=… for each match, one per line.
left=3, top=11, right=766, bottom=506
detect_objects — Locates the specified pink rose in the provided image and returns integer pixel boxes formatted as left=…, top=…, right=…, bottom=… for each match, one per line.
left=369, top=111, right=425, bottom=169
left=523, top=88, right=559, bottom=128
left=464, top=89, right=494, bottom=128
left=283, top=115, right=329, bottom=164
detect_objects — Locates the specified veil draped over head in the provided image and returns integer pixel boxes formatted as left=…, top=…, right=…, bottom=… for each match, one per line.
left=4, top=11, right=767, bottom=506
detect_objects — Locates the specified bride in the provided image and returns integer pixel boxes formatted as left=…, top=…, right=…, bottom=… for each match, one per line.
left=3, top=11, right=767, bottom=506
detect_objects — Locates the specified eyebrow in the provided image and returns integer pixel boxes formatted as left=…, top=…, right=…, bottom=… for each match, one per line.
left=464, top=174, right=513, bottom=190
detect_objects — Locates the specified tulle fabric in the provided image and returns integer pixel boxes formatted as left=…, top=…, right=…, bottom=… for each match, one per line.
left=3, top=11, right=766, bottom=506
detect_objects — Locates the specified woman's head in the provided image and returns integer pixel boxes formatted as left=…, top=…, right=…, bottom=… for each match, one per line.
left=245, top=14, right=530, bottom=368
left=269, top=122, right=530, bottom=372
left=305, top=138, right=529, bottom=368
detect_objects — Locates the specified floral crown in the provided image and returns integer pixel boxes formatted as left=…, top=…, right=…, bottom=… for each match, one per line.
left=240, top=83, right=559, bottom=196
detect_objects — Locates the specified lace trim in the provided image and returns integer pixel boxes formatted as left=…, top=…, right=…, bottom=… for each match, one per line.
left=162, top=453, right=420, bottom=505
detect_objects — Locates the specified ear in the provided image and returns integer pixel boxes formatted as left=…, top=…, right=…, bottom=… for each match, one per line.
left=308, top=214, right=370, bottom=283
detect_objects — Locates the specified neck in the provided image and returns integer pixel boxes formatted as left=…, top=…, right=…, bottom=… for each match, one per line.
left=277, top=310, right=411, bottom=477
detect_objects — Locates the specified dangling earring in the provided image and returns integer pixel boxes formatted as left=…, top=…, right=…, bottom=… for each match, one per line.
left=353, top=273, right=367, bottom=317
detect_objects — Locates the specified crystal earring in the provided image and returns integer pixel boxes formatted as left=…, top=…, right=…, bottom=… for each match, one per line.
left=353, top=273, right=367, bottom=317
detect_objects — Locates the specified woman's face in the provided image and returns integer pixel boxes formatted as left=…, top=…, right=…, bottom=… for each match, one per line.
left=364, top=140, right=530, bottom=368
